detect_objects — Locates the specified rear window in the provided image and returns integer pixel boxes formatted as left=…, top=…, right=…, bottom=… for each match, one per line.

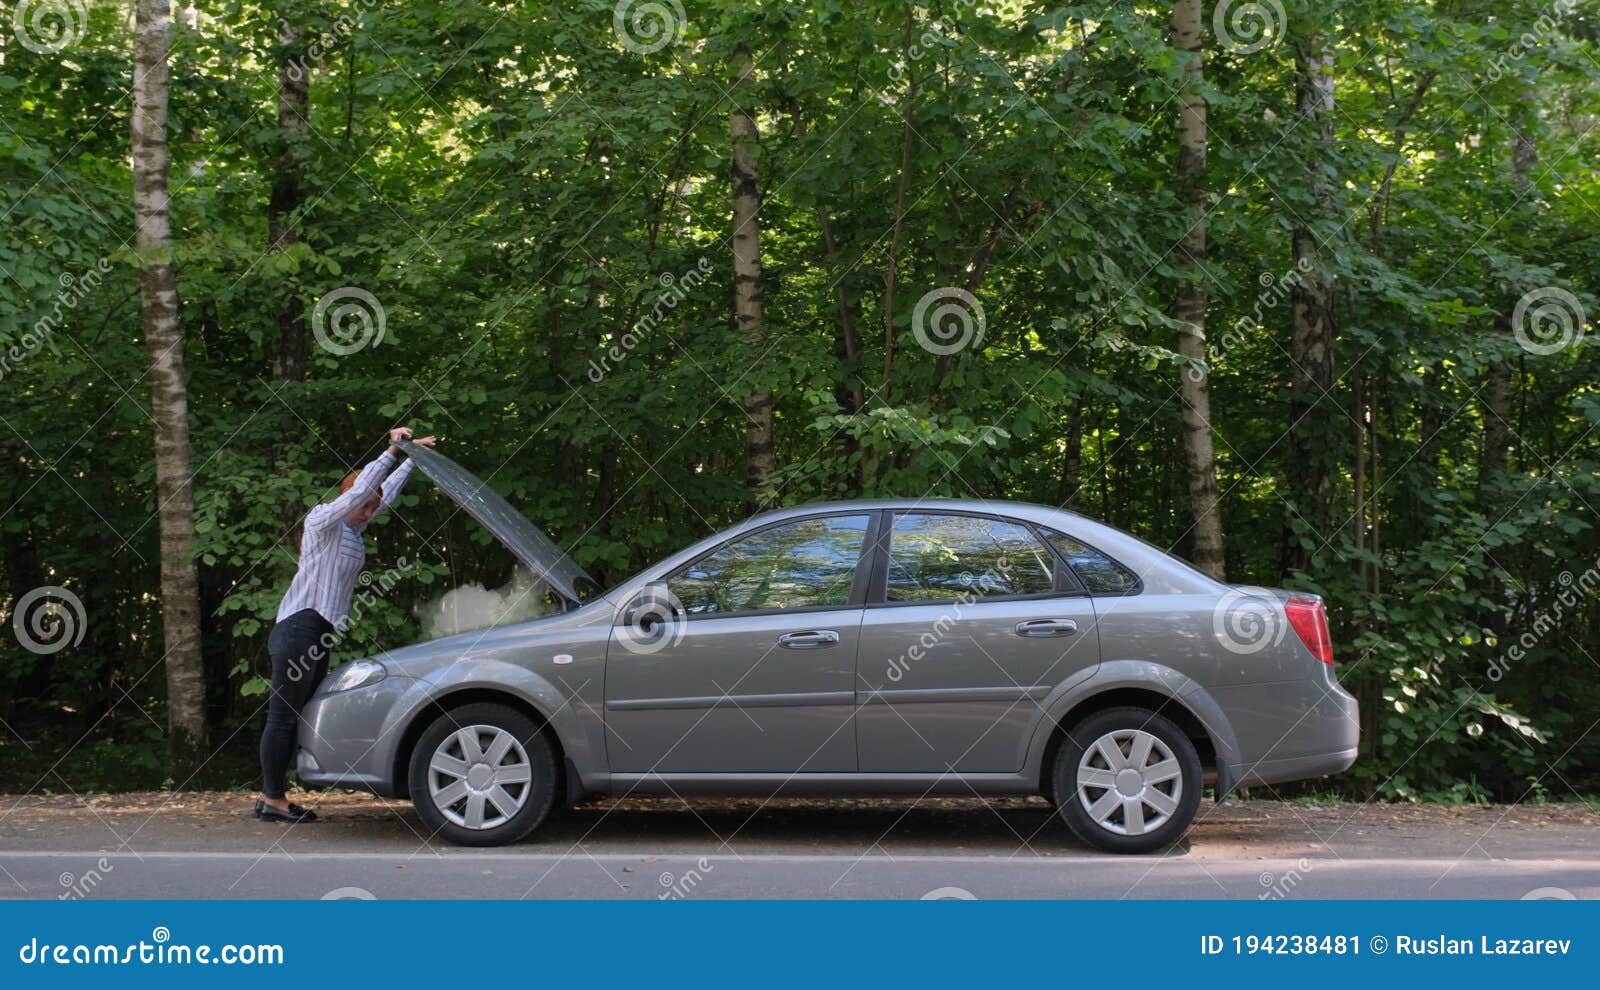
left=1045, top=532, right=1141, bottom=594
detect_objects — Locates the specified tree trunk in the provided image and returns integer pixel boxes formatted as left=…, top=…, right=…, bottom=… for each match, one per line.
left=1170, top=0, right=1225, bottom=581
left=269, top=16, right=310, bottom=381
left=133, top=0, right=208, bottom=771
left=1481, top=89, right=1537, bottom=490
left=730, top=45, right=774, bottom=499
left=1283, top=36, right=1337, bottom=576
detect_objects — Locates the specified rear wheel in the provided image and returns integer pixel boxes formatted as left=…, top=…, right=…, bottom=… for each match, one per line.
left=408, top=703, right=558, bottom=846
left=1052, top=706, right=1202, bottom=854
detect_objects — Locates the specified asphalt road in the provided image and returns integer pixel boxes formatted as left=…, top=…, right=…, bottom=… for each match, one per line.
left=2, top=793, right=1596, bottom=900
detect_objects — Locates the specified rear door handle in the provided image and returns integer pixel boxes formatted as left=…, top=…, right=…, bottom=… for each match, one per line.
left=778, top=630, right=841, bottom=649
left=1015, top=618, right=1078, bottom=637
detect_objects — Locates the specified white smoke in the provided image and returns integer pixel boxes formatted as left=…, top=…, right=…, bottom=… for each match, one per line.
left=417, top=567, right=554, bottom=640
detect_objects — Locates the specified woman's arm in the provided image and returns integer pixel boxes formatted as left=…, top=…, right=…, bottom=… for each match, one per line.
left=308, top=449, right=402, bottom=533
left=376, top=434, right=435, bottom=511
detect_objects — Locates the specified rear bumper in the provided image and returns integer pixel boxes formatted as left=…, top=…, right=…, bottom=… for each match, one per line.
left=1214, top=673, right=1360, bottom=791
left=1230, top=745, right=1359, bottom=788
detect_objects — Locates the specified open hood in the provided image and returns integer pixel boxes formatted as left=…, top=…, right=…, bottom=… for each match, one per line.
left=397, top=440, right=596, bottom=607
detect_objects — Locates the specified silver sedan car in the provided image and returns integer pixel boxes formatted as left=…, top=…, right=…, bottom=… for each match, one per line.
left=298, top=443, right=1358, bottom=853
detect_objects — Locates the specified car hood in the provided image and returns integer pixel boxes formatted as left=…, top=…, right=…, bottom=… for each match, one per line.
left=396, top=440, right=595, bottom=606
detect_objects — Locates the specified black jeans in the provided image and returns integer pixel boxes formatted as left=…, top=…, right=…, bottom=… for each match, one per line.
left=259, top=608, right=335, bottom=800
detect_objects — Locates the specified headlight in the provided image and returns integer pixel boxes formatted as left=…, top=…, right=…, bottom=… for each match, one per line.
left=325, top=660, right=386, bottom=693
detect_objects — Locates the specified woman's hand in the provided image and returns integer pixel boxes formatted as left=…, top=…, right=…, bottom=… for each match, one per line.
left=388, top=427, right=438, bottom=454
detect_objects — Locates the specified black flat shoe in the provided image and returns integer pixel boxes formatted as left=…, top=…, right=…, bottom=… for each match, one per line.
left=253, top=799, right=318, bottom=824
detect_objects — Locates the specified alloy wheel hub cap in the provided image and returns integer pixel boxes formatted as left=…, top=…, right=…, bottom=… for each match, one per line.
left=427, top=725, right=534, bottom=830
left=1076, top=728, right=1183, bottom=837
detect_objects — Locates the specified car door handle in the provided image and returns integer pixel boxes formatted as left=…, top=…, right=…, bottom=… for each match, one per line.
left=1014, top=618, right=1078, bottom=637
left=778, top=630, right=841, bottom=649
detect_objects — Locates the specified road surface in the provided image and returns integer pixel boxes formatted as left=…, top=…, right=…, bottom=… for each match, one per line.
left=1, top=793, right=1595, bottom=899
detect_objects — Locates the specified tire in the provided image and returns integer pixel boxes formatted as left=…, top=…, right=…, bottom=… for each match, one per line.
left=408, top=703, right=559, bottom=847
left=1052, top=706, right=1203, bottom=854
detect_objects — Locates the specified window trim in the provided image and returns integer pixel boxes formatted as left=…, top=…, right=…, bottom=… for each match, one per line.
left=863, top=508, right=1091, bottom=609
left=1037, top=526, right=1145, bottom=597
left=651, top=509, right=882, bottom=622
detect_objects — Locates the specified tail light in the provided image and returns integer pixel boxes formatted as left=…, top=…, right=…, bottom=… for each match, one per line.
left=1284, top=596, right=1333, bottom=664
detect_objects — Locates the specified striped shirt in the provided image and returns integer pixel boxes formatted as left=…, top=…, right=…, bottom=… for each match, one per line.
left=276, top=449, right=415, bottom=631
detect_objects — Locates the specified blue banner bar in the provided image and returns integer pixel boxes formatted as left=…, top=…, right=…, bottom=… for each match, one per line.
left=3, top=900, right=1594, bottom=986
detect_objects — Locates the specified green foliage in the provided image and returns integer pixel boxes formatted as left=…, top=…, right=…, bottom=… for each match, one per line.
left=2, top=0, right=1598, bottom=799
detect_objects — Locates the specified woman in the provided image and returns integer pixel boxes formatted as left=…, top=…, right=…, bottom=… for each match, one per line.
left=255, top=426, right=436, bottom=823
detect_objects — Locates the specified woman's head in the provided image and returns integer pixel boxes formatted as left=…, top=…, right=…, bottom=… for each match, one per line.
left=340, top=469, right=383, bottom=527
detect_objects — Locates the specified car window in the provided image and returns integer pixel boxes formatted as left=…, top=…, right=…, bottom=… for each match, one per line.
left=669, top=514, right=871, bottom=614
left=885, top=513, right=1055, bottom=602
left=1045, top=531, right=1141, bottom=594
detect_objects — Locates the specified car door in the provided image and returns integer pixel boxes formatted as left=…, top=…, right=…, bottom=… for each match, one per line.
left=854, top=511, right=1102, bottom=773
left=603, top=512, right=875, bottom=774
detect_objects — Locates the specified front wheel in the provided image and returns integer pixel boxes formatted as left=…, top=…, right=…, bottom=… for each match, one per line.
left=1052, top=706, right=1202, bottom=854
left=408, top=703, right=558, bottom=846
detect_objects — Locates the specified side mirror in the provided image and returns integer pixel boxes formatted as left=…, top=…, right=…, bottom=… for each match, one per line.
left=620, top=581, right=678, bottom=630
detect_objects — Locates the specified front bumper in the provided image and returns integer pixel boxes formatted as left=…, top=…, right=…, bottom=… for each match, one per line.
left=293, top=674, right=414, bottom=797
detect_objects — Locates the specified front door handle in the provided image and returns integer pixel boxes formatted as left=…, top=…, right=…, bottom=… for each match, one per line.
left=778, top=630, right=841, bottom=649
left=1015, top=618, right=1078, bottom=638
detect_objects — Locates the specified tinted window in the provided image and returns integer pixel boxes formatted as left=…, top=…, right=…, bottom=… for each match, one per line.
left=1046, top=532, right=1141, bottom=594
left=886, top=513, right=1055, bottom=602
left=669, top=515, right=870, bottom=614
